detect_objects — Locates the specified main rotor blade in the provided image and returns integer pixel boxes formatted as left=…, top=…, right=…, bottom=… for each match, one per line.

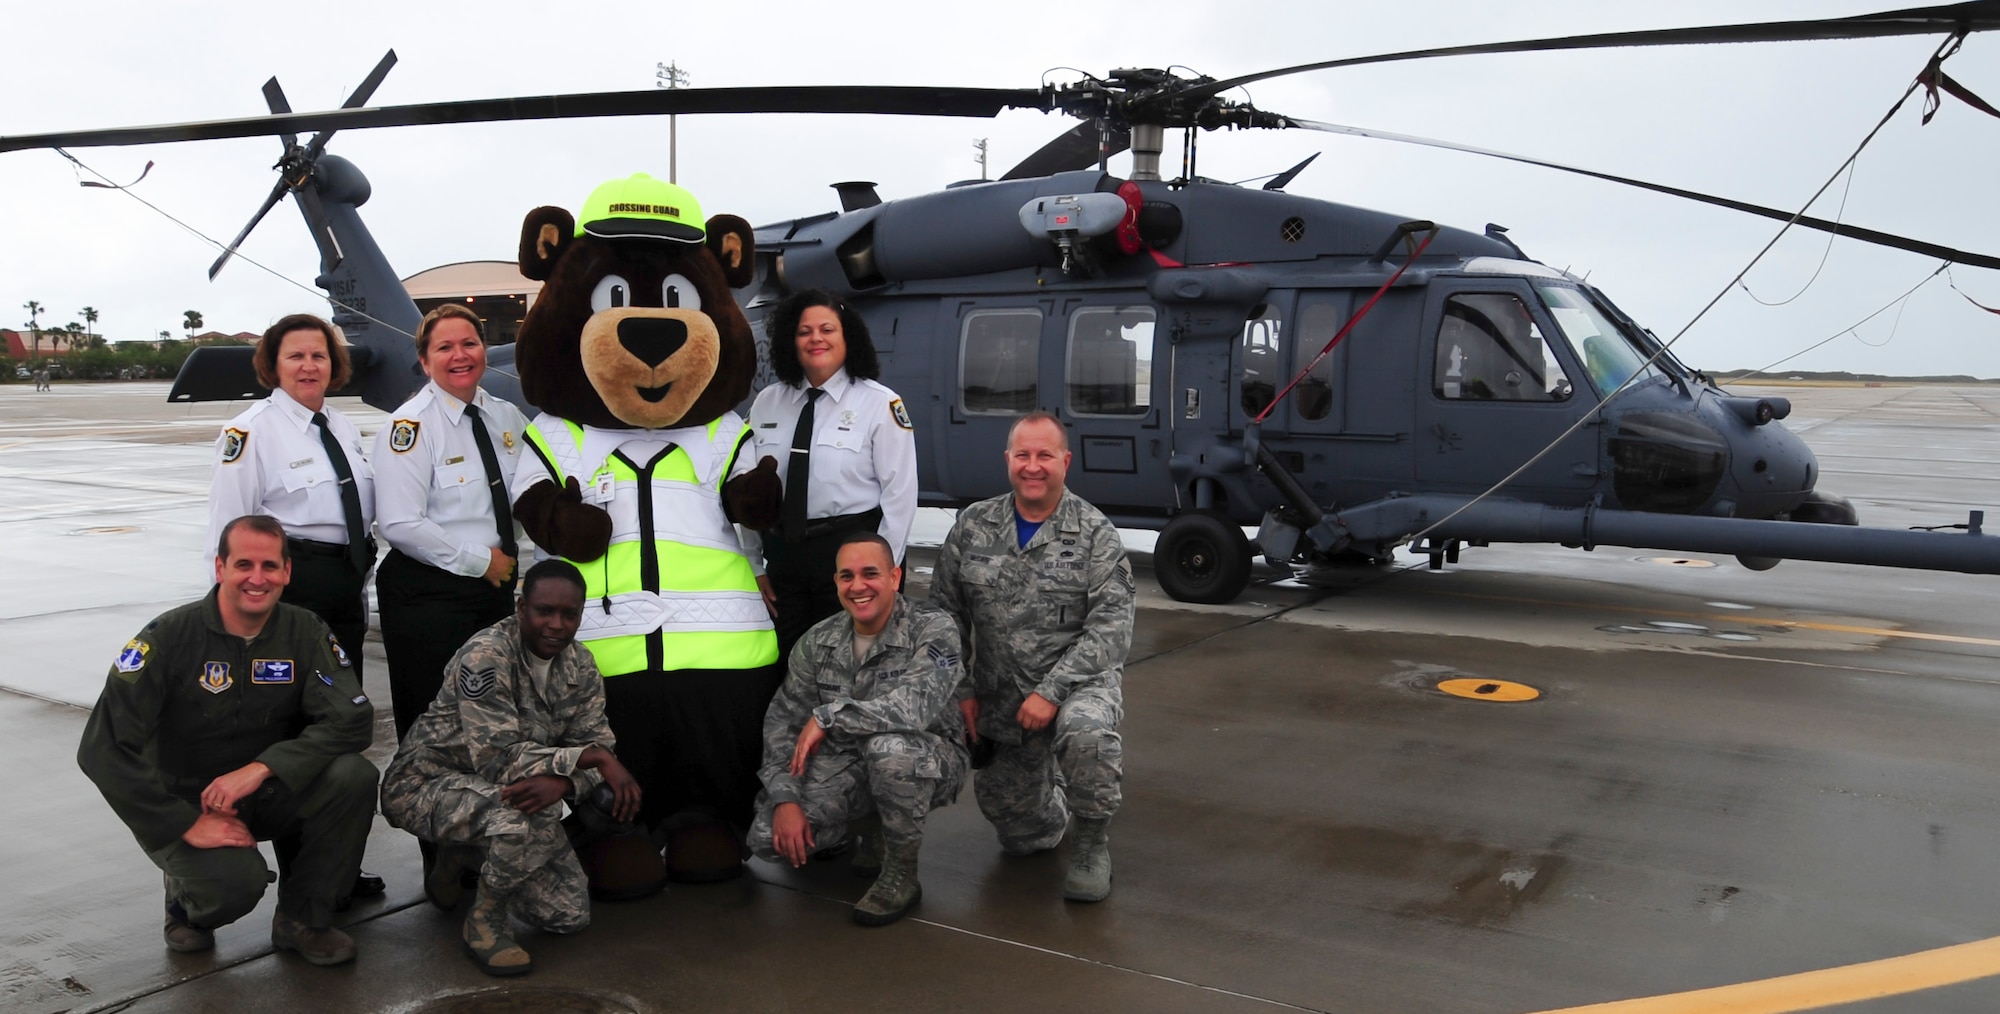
left=260, top=77, right=299, bottom=151
left=208, top=176, right=293, bottom=279
left=0, top=85, right=1043, bottom=154
left=1197, top=1, right=2000, bottom=99
left=1287, top=117, right=2000, bottom=270
left=1001, top=120, right=1132, bottom=180
left=303, top=50, right=398, bottom=162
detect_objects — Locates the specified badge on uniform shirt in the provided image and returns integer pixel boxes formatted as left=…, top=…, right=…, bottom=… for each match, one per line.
left=502, top=431, right=515, bottom=450
left=220, top=428, right=249, bottom=464
left=251, top=659, right=295, bottom=684
left=459, top=666, right=498, bottom=699
left=328, top=632, right=352, bottom=669
left=320, top=671, right=335, bottom=686
left=352, top=694, right=369, bottom=705
left=199, top=662, right=232, bottom=695
left=890, top=399, right=913, bottom=430
left=115, top=639, right=150, bottom=674
left=840, top=409, right=856, bottom=426
left=389, top=419, right=421, bottom=454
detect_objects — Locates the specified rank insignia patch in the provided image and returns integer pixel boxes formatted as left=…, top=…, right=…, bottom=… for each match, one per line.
left=389, top=419, right=421, bottom=454
left=352, top=695, right=368, bottom=705
left=926, top=644, right=960, bottom=670
left=115, top=639, right=150, bottom=674
left=199, top=662, right=232, bottom=695
left=328, top=632, right=352, bottom=668
left=459, top=667, right=498, bottom=699
left=252, top=659, right=294, bottom=684
left=220, top=428, right=249, bottom=464
left=890, top=399, right=913, bottom=430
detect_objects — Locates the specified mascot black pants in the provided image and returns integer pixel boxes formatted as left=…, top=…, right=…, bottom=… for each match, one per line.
left=602, top=663, right=785, bottom=836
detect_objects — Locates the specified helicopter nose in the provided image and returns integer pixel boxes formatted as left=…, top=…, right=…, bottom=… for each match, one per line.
left=618, top=317, right=688, bottom=369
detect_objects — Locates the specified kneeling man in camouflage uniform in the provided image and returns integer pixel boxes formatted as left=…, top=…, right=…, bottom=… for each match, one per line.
left=380, top=559, right=641, bottom=976
left=748, top=533, right=970, bottom=926
left=931, top=412, right=1135, bottom=902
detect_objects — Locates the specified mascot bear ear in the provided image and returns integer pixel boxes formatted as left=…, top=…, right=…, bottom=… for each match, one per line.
left=705, top=214, right=756, bottom=289
left=519, top=206, right=577, bottom=282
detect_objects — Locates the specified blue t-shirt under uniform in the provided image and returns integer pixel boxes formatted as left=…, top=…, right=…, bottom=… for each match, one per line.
left=1014, top=512, right=1044, bottom=549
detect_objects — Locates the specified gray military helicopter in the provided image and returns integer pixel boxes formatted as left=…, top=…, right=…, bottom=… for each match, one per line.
left=8, top=2, right=2000, bottom=604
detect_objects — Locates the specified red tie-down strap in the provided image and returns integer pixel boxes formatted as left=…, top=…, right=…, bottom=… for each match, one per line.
left=1920, top=37, right=2000, bottom=125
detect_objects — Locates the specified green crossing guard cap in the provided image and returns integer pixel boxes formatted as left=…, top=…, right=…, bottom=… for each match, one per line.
left=577, top=173, right=705, bottom=243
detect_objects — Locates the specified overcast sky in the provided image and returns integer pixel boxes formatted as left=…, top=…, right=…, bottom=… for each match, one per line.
left=2, top=0, right=1995, bottom=376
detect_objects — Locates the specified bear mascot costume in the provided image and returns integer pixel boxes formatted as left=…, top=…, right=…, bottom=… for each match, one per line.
left=508, top=173, right=784, bottom=883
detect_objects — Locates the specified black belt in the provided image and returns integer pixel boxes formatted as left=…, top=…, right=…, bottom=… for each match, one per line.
left=287, top=536, right=376, bottom=563
left=799, top=507, right=883, bottom=541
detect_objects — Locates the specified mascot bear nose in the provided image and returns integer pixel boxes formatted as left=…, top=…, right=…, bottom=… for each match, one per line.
left=618, top=317, right=689, bottom=369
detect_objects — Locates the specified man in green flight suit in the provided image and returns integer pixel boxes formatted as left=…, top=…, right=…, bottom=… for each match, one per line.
left=77, top=514, right=378, bottom=966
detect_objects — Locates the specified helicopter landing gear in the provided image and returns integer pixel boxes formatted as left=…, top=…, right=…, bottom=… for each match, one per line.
left=1155, top=510, right=1253, bottom=604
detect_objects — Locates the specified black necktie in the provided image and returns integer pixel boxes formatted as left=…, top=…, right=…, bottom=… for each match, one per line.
left=782, top=388, right=824, bottom=543
left=465, top=404, right=518, bottom=559
left=311, top=411, right=372, bottom=573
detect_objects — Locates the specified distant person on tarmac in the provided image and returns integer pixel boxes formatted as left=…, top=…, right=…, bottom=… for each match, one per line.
left=76, top=514, right=378, bottom=966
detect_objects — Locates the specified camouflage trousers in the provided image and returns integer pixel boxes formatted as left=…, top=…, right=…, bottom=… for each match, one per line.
left=976, top=684, right=1123, bottom=853
left=380, top=771, right=590, bottom=933
left=748, top=731, right=968, bottom=858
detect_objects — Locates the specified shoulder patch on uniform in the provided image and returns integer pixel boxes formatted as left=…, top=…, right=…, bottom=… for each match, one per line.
left=115, top=639, right=150, bottom=674
left=389, top=419, right=421, bottom=454
left=251, top=659, right=294, bottom=684
left=327, top=632, right=352, bottom=668
left=199, top=661, right=232, bottom=695
left=459, top=666, right=498, bottom=699
left=220, top=428, right=249, bottom=464
left=889, top=398, right=913, bottom=431
left=926, top=644, right=960, bottom=670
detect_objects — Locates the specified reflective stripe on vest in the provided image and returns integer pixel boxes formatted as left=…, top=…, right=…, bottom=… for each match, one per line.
left=523, top=414, right=776, bottom=676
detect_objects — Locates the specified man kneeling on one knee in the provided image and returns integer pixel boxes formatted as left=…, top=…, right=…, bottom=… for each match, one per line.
left=380, top=559, right=641, bottom=976
left=748, top=533, right=970, bottom=926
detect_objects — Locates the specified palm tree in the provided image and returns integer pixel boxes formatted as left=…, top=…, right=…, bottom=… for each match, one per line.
left=21, top=299, right=43, bottom=359
left=183, top=309, right=203, bottom=341
left=80, top=306, right=99, bottom=344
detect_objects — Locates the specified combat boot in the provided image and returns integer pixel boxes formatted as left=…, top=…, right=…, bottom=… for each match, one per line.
left=426, top=843, right=480, bottom=910
left=849, top=814, right=883, bottom=878
left=851, top=838, right=922, bottom=927
left=271, top=910, right=357, bottom=966
left=1063, top=816, right=1113, bottom=902
left=460, top=883, right=532, bottom=976
left=163, top=899, right=213, bottom=953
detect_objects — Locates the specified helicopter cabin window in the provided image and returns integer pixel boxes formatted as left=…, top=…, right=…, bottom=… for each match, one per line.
left=1066, top=306, right=1155, bottom=417
left=960, top=308, right=1043, bottom=415
left=1433, top=293, right=1572, bottom=402
left=1239, top=305, right=1282, bottom=416
left=1535, top=284, right=1657, bottom=396
left=1294, top=299, right=1342, bottom=421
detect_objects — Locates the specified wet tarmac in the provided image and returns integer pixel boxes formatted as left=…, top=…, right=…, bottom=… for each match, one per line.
left=4, top=382, right=1999, bottom=1013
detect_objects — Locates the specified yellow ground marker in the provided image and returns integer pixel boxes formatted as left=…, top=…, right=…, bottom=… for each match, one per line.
left=1530, top=934, right=2000, bottom=1012
left=1437, top=678, right=1541, bottom=702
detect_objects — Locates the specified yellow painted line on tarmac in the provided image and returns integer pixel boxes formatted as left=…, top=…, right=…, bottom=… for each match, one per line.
left=1529, top=934, right=2000, bottom=1013
left=1433, top=590, right=2000, bottom=649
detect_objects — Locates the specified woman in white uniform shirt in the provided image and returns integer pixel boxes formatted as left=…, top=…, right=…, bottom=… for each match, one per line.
left=207, top=313, right=376, bottom=677
left=371, top=304, right=528, bottom=741
left=746, top=288, right=917, bottom=664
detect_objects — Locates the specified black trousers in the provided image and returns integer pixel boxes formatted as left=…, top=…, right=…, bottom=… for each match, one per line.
left=283, top=540, right=371, bottom=682
left=763, top=508, right=883, bottom=666
left=377, top=550, right=515, bottom=740
left=603, top=664, right=784, bottom=836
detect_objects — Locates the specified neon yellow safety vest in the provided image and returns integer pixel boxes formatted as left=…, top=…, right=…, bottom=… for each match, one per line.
left=521, top=413, right=777, bottom=676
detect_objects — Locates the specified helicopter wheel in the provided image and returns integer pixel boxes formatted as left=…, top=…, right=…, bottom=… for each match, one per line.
left=1155, top=510, right=1253, bottom=604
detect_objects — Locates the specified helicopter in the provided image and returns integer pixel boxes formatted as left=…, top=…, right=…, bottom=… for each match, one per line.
left=7, top=2, right=2000, bottom=605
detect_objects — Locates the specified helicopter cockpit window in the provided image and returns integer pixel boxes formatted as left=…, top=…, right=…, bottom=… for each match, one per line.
left=960, top=308, right=1042, bottom=415
left=1239, top=305, right=1283, bottom=416
left=1433, top=293, right=1572, bottom=402
left=1535, top=284, right=1657, bottom=396
left=1294, top=300, right=1341, bottom=421
left=1067, top=306, right=1154, bottom=417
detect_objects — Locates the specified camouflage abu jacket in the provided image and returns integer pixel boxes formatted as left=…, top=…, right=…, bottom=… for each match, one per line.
left=930, top=489, right=1135, bottom=743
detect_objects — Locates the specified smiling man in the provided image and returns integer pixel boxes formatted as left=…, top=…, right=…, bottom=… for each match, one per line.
left=930, top=411, right=1135, bottom=902
left=77, top=514, right=378, bottom=965
left=747, top=533, right=969, bottom=926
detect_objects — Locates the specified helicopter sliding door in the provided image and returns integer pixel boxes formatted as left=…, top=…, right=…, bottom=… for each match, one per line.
left=1416, top=281, right=1600, bottom=502
left=937, top=296, right=1169, bottom=512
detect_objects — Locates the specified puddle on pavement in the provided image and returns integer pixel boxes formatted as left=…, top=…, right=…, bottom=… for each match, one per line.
left=405, top=988, right=646, bottom=1014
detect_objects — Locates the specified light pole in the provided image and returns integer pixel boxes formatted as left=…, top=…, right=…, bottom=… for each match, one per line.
left=973, top=138, right=989, bottom=181
left=655, top=61, right=690, bottom=183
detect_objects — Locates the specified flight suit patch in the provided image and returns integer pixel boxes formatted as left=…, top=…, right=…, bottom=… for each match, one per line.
left=115, top=639, right=150, bottom=674
left=459, top=667, right=498, bottom=699
left=221, top=428, right=249, bottom=464
left=251, top=659, right=294, bottom=684
left=199, top=662, right=232, bottom=695
left=328, top=632, right=352, bottom=668
left=389, top=419, right=421, bottom=453
left=890, top=399, right=913, bottom=430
